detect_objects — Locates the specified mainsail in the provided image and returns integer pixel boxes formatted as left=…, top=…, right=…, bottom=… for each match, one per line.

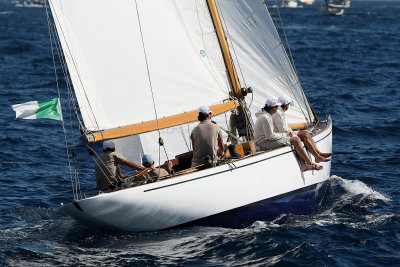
left=215, top=0, right=315, bottom=125
left=49, top=0, right=232, bottom=134
left=49, top=0, right=315, bottom=164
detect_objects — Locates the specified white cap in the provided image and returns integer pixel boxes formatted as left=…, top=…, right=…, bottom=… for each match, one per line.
left=265, top=98, right=279, bottom=107
left=103, top=140, right=115, bottom=150
left=198, top=106, right=213, bottom=115
left=278, top=96, right=294, bottom=107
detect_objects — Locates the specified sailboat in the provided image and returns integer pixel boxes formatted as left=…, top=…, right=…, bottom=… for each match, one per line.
left=46, top=0, right=332, bottom=232
left=299, top=0, right=314, bottom=5
left=281, top=0, right=299, bottom=8
left=325, top=0, right=351, bottom=16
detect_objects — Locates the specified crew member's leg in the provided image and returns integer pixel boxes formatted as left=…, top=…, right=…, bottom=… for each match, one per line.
left=297, top=131, right=332, bottom=162
left=290, top=136, right=322, bottom=171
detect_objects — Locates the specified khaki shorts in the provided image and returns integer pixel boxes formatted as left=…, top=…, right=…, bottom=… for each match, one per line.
left=257, top=137, right=291, bottom=150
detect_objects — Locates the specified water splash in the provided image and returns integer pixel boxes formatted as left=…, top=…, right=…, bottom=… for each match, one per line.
left=331, top=175, right=391, bottom=202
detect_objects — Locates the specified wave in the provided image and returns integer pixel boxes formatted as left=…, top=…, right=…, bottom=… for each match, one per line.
left=331, top=175, right=390, bottom=202
left=0, top=11, right=14, bottom=15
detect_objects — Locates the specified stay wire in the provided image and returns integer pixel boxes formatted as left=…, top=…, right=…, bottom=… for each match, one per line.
left=214, top=1, right=255, bottom=139
left=267, top=0, right=313, bottom=123
left=134, top=0, right=169, bottom=163
left=47, top=3, right=84, bottom=199
left=45, top=2, right=78, bottom=200
left=47, top=0, right=102, bottom=134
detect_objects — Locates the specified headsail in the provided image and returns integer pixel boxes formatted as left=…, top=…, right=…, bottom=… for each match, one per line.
left=215, top=0, right=315, bottom=125
left=48, top=0, right=232, bottom=136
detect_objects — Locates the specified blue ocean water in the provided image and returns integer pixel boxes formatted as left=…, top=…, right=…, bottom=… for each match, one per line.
left=1, top=0, right=399, bottom=266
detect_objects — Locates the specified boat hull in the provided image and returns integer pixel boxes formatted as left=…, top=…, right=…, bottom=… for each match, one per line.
left=61, top=118, right=332, bottom=232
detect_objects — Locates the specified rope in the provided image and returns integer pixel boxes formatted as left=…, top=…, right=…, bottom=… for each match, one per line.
left=45, top=2, right=78, bottom=200
left=47, top=0, right=101, bottom=133
left=179, top=125, right=190, bottom=151
left=134, top=0, right=170, bottom=163
left=47, top=7, right=85, bottom=199
left=215, top=1, right=248, bottom=91
left=267, top=0, right=313, bottom=123
left=214, top=2, right=255, bottom=140
left=87, top=146, right=120, bottom=188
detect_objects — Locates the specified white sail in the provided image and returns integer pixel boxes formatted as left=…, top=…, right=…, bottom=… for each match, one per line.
left=215, top=0, right=315, bottom=125
left=49, top=0, right=231, bottom=132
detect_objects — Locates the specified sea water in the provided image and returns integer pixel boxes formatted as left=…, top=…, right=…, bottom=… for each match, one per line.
left=0, top=0, right=399, bottom=266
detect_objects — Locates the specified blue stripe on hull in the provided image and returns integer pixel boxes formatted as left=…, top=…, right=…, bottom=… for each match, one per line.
left=177, top=181, right=328, bottom=229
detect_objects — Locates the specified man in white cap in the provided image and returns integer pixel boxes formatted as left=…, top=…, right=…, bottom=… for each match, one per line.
left=254, top=98, right=322, bottom=171
left=273, top=96, right=332, bottom=162
left=190, top=106, right=225, bottom=167
left=95, top=140, right=146, bottom=191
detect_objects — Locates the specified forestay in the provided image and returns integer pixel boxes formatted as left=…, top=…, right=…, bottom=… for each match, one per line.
left=49, top=0, right=231, bottom=133
left=215, top=0, right=315, bottom=125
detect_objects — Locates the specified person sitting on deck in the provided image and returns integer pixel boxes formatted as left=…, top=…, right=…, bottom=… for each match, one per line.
left=254, top=98, right=323, bottom=172
left=272, top=96, right=332, bottom=163
left=141, top=154, right=173, bottom=180
left=95, top=140, right=146, bottom=192
left=190, top=106, right=225, bottom=167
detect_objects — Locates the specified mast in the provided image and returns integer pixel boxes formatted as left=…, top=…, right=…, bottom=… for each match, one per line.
left=206, top=0, right=254, bottom=140
left=206, top=0, right=243, bottom=100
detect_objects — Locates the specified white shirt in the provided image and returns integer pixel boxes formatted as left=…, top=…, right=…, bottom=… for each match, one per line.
left=272, top=107, right=293, bottom=133
left=254, top=110, right=285, bottom=145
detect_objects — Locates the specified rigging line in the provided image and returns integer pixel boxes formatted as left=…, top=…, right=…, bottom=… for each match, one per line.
left=50, top=20, right=84, bottom=131
left=214, top=0, right=248, bottom=90
left=255, top=0, right=308, bottom=122
left=88, top=146, right=121, bottom=188
left=45, top=1, right=77, bottom=200
left=267, top=0, right=311, bottom=121
left=134, top=0, right=169, bottom=162
left=47, top=0, right=102, bottom=133
left=179, top=125, right=190, bottom=151
left=214, top=1, right=255, bottom=139
left=266, top=0, right=313, bottom=123
left=187, top=124, right=192, bottom=150
left=47, top=9, right=83, bottom=199
left=215, top=1, right=254, bottom=140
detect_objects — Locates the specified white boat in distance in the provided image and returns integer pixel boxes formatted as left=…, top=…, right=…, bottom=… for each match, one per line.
left=325, top=0, right=351, bottom=16
left=281, top=0, right=299, bottom=8
left=299, top=0, right=314, bottom=5
left=46, top=0, right=333, bottom=232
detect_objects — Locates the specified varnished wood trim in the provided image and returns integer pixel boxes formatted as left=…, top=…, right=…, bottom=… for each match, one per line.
left=88, top=100, right=238, bottom=143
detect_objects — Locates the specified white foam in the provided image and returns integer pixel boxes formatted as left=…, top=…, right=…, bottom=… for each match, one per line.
left=331, top=175, right=391, bottom=202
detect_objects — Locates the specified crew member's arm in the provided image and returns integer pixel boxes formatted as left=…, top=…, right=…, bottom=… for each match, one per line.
left=218, top=135, right=225, bottom=157
left=117, top=166, right=126, bottom=179
left=121, top=160, right=146, bottom=171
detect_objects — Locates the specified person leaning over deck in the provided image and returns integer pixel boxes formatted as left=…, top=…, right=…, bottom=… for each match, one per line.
left=190, top=106, right=225, bottom=167
left=254, top=98, right=323, bottom=172
left=273, top=96, right=332, bottom=163
left=95, top=140, right=146, bottom=191
left=141, top=154, right=173, bottom=179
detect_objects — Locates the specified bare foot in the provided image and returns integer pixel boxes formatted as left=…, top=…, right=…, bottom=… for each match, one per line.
left=315, top=156, right=330, bottom=163
left=300, top=164, right=314, bottom=172
left=319, top=152, right=332, bottom=158
left=312, top=163, right=323, bottom=170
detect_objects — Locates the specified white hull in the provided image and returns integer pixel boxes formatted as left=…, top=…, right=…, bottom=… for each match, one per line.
left=282, top=0, right=298, bottom=8
left=61, top=119, right=332, bottom=232
left=327, top=7, right=345, bottom=16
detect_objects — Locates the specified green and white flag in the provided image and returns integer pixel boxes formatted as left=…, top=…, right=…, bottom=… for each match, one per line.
left=12, top=98, right=63, bottom=121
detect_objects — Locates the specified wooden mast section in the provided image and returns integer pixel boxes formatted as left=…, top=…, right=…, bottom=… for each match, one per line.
left=206, top=0, right=243, bottom=100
